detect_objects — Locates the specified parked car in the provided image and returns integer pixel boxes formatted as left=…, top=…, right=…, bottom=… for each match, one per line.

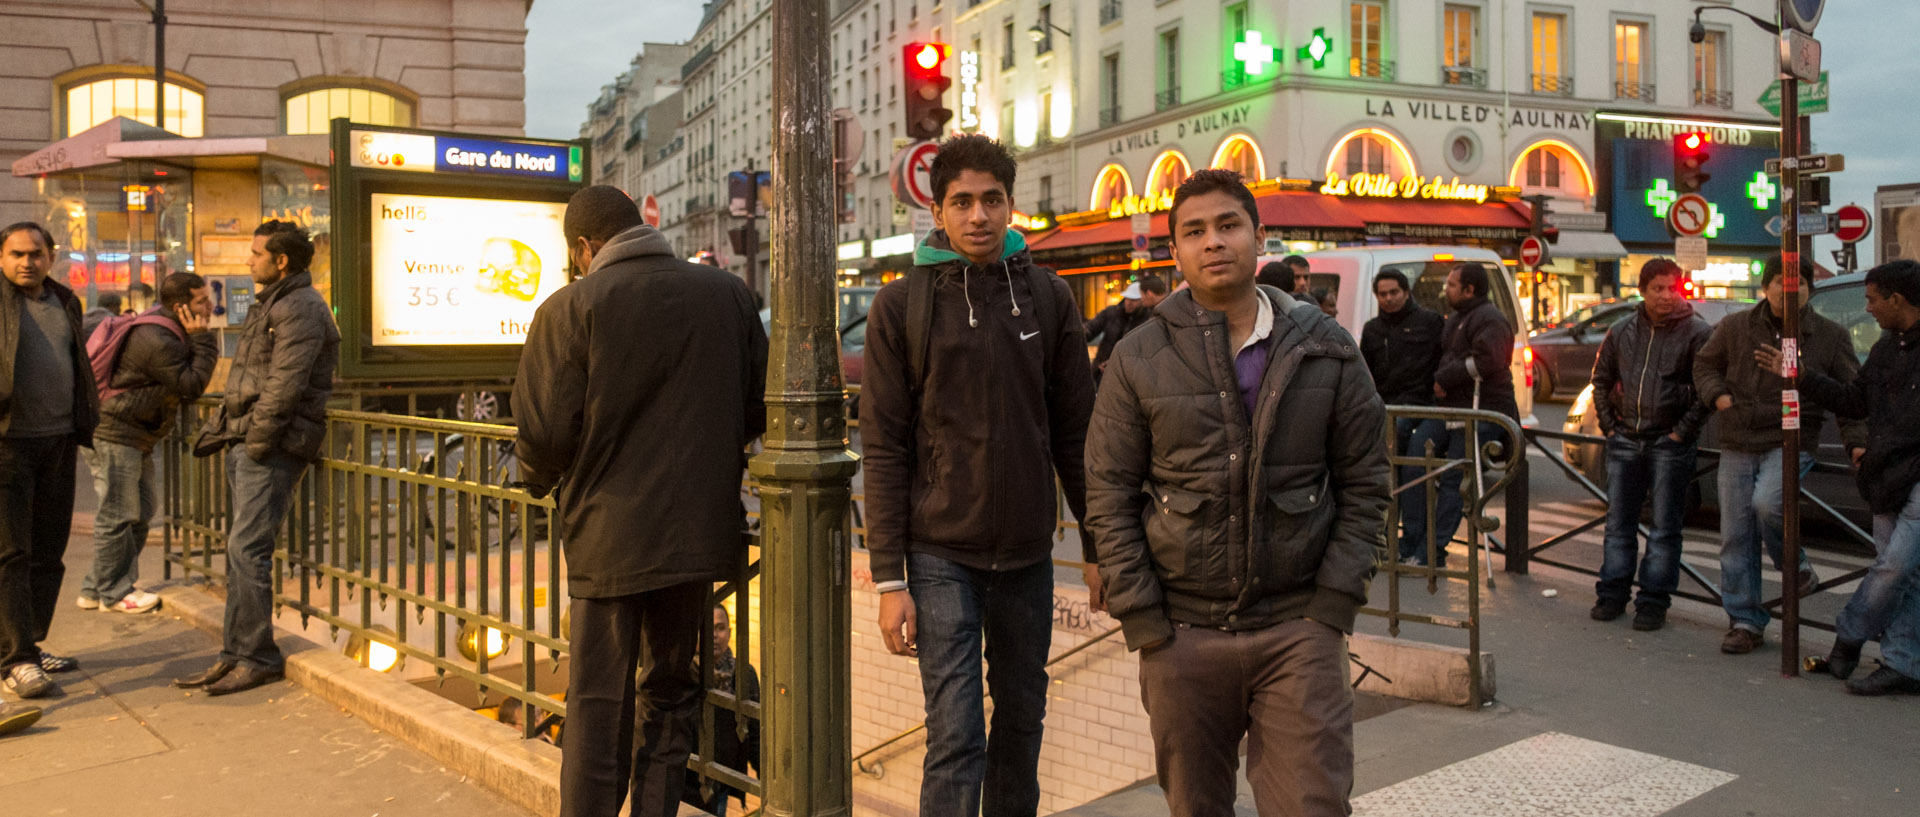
left=1531, top=298, right=1751, bottom=402
left=1290, top=246, right=1536, bottom=426
left=1539, top=297, right=1640, bottom=332
left=1562, top=276, right=1876, bottom=531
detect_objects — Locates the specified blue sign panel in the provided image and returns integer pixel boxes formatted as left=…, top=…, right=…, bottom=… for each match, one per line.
left=1609, top=139, right=1779, bottom=249
left=435, top=137, right=577, bottom=181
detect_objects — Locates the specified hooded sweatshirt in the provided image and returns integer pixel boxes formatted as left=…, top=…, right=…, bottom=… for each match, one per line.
left=859, top=228, right=1095, bottom=585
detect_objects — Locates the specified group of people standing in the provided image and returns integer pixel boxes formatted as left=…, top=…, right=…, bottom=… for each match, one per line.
left=0, top=218, right=338, bottom=737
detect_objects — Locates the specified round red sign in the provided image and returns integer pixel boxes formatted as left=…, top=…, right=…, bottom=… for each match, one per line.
left=1832, top=204, right=1872, bottom=244
left=1519, top=236, right=1545, bottom=267
left=642, top=194, right=661, bottom=227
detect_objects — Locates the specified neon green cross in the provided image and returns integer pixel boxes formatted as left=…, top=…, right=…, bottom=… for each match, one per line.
left=1644, top=178, right=1677, bottom=218
left=1705, top=203, right=1726, bottom=238
left=1746, top=171, right=1777, bottom=210
left=1234, top=31, right=1278, bottom=75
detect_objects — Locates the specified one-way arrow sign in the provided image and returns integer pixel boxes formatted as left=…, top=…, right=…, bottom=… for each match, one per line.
left=1765, top=153, right=1844, bottom=176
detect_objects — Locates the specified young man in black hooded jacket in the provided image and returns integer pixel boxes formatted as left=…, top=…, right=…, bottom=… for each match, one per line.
left=861, top=134, right=1095, bottom=817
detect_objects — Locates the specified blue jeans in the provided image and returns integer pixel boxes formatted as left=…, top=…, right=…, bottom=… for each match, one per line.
left=81, top=440, right=156, bottom=605
left=1398, top=418, right=1506, bottom=566
left=1596, top=435, right=1697, bottom=612
left=1838, top=482, right=1920, bottom=678
left=1717, top=448, right=1816, bottom=633
left=222, top=449, right=307, bottom=672
left=907, top=551, right=1052, bottom=817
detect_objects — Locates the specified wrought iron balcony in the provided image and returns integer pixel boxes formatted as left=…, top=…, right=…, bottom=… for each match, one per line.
left=1349, top=58, right=1396, bottom=80
left=1531, top=73, right=1574, bottom=96
left=1442, top=65, right=1487, bottom=89
left=1223, top=64, right=1249, bottom=90
left=1693, top=87, right=1733, bottom=109
left=1613, top=81, right=1656, bottom=102
left=1155, top=87, right=1181, bottom=111
left=1098, top=106, right=1122, bottom=128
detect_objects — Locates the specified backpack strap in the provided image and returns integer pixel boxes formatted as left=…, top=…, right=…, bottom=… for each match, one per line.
left=1025, top=265, right=1060, bottom=375
left=905, top=266, right=936, bottom=398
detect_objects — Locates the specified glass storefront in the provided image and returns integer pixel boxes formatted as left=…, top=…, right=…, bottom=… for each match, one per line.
left=35, top=161, right=194, bottom=312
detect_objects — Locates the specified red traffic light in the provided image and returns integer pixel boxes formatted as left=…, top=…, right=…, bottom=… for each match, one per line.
left=912, top=42, right=945, bottom=71
left=1680, top=132, right=1708, bottom=151
left=1672, top=131, right=1713, bottom=194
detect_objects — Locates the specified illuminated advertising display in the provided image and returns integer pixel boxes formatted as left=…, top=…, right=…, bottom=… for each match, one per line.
left=367, top=193, right=568, bottom=346
left=331, top=122, right=587, bottom=378
left=1597, top=114, right=1780, bottom=250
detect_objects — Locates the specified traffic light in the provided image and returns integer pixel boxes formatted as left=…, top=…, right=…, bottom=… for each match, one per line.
left=903, top=42, right=953, bottom=140
left=1673, top=131, right=1712, bottom=194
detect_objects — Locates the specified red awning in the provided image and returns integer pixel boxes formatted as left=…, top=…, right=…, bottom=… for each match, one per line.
left=1028, top=212, right=1168, bottom=252
left=1336, top=197, right=1531, bottom=229
left=1256, top=192, right=1368, bottom=230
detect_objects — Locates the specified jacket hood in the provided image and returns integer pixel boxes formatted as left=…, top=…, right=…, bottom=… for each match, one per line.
left=588, top=223, right=675, bottom=275
left=912, top=228, right=1028, bottom=268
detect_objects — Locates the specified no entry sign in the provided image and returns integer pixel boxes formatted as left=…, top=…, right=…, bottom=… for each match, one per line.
left=1519, top=236, right=1546, bottom=267
left=1832, top=204, right=1872, bottom=244
left=1668, top=193, right=1711, bottom=238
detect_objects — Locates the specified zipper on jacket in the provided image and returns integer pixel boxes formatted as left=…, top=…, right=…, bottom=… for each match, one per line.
left=1633, top=320, right=1658, bottom=434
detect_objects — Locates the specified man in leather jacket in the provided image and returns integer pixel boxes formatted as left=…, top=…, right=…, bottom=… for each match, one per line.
left=1587, top=259, right=1713, bottom=631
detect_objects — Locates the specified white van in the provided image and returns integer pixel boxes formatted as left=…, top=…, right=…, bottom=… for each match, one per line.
left=1259, top=245, right=1536, bottom=426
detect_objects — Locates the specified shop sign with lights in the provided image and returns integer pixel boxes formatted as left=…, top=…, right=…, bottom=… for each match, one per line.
left=1320, top=172, right=1493, bottom=204
left=1106, top=191, right=1176, bottom=219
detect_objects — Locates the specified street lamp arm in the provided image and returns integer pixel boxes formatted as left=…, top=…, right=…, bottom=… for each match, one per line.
left=1692, top=5, right=1780, bottom=38
left=1028, top=22, right=1072, bottom=41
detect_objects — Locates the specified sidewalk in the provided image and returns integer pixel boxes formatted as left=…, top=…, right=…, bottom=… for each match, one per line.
left=1, top=503, right=533, bottom=816
left=1061, top=559, right=1917, bottom=816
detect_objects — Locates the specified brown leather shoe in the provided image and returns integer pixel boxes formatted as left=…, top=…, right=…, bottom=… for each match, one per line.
left=1721, top=628, right=1763, bottom=655
left=203, top=664, right=284, bottom=697
left=172, top=660, right=236, bottom=688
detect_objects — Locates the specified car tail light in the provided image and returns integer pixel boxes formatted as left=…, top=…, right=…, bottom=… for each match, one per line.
left=1521, top=344, right=1535, bottom=389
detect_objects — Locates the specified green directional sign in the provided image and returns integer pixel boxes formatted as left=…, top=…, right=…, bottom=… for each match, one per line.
left=1758, top=72, right=1829, bottom=117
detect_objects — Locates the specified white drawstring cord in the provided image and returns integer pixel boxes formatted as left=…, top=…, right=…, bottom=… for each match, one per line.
left=963, top=266, right=978, bottom=327
left=1003, top=259, right=1022, bottom=317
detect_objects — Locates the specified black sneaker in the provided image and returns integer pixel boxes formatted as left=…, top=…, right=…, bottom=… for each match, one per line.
left=1590, top=600, right=1627, bottom=621
left=1845, top=665, right=1920, bottom=697
left=1631, top=608, right=1666, bottom=631
left=1826, top=640, right=1864, bottom=680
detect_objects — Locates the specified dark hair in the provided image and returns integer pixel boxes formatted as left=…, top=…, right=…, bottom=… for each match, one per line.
left=1281, top=254, right=1309, bottom=271
left=130, top=282, right=154, bottom=298
left=1760, top=252, right=1813, bottom=290
left=160, top=272, right=206, bottom=308
left=256, top=220, right=315, bottom=273
left=1373, top=270, right=1410, bottom=293
left=0, top=221, right=55, bottom=253
left=1137, top=275, right=1168, bottom=296
left=929, top=134, right=1017, bottom=205
left=564, top=185, right=644, bottom=245
left=1637, top=258, right=1684, bottom=290
left=1257, top=261, right=1289, bottom=290
left=1865, top=259, right=1920, bottom=307
left=1453, top=262, right=1491, bottom=299
left=95, top=292, right=123, bottom=312
left=1168, top=169, right=1260, bottom=238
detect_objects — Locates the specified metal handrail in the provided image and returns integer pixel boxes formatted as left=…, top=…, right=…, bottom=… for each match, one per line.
left=160, top=400, right=765, bottom=800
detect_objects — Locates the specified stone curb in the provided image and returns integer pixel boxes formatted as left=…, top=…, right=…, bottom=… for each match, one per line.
left=157, top=582, right=564, bottom=817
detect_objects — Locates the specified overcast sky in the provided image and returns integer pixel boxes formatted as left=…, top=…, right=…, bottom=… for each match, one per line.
left=524, top=1, right=1915, bottom=264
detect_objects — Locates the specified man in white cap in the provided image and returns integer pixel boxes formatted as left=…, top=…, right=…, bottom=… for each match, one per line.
left=1086, top=276, right=1168, bottom=382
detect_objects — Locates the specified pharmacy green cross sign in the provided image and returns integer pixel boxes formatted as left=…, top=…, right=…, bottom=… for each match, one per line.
left=1234, top=31, right=1279, bottom=75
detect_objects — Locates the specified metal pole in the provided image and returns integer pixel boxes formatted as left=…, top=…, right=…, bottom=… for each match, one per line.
left=750, top=0, right=858, bottom=813
left=1778, top=67, right=1802, bottom=678
left=154, top=0, right=167, bottom=129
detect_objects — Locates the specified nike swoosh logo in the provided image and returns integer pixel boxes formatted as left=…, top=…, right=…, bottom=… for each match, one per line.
left=1020, top=331, right=1041, bottom=341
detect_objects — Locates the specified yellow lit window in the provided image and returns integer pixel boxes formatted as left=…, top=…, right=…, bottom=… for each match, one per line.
left=283, top=87, right=415, bottom=135
left=65, top=78, right=204, bottom=137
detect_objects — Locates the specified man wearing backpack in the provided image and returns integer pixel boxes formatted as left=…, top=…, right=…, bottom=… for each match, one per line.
left=77, top=272, right=216, bottom=615
left=862, top=134, right=1096, bottom=817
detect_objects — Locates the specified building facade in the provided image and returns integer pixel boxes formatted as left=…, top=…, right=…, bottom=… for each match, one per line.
left=579, top=43, right=692, bottom=197
left=1, top=0, right=532, bottom=226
